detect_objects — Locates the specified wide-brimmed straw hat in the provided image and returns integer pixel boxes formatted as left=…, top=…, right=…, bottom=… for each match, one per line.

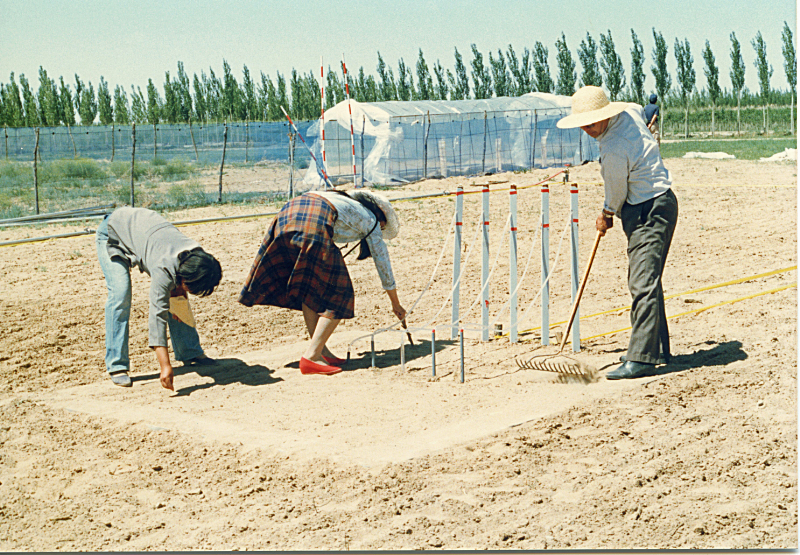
left=350, top=189, right=400, bottom=240
left=556, top=86, right=629, bottom=129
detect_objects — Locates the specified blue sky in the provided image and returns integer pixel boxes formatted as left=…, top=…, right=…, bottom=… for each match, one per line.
left=2, top=0, right=796, bottom=97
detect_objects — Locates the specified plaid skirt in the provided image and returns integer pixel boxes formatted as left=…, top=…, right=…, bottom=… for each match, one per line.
left=238, top=194, right=355, bottom=319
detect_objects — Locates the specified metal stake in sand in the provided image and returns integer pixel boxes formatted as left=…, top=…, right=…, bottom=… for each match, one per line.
left=481, top=184, right=490, bottom=342
left=319, top=58, right=327, bottom=177
left=451, top=186, right=463, bottom=339
left=400, top=331, right=406, bottom=372
left=509, top=183, right=519, bottom=343
left=568, top=168, right=580, bottom=351
left=431, top=329, right=436, bottom=376
left=280, top=106, right=334, bottom=189
left=541, top=178, right=550, bottom=345
left=342, top=56, right=357, bottom=187
left=459, top=329, right=465, bottom=383
left=371, top=336, right=376, bottom=368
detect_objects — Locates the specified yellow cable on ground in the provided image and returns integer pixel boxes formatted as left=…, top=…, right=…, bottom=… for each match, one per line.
left=574, top=282, right=796, bottom=344
left=514, top=265, right=796, bottom=337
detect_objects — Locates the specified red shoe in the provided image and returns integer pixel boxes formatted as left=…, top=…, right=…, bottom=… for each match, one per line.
left=322, top=355, right=348, bottom=366
left=300, top=357, right=342, bottom=375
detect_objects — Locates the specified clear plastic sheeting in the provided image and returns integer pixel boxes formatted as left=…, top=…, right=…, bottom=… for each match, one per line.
left=302, top=93, right=598, bottom=187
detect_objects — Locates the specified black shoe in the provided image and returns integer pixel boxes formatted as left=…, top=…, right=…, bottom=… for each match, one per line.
left=620, top=354, right=669, bottom=365
left=185, top=355, right=216, bottom=366
left=606, top=360, right=658, bottom=380
left=109, top=371, right=132, bottom=387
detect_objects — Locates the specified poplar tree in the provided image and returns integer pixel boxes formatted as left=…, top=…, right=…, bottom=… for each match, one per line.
left=600, top=30, right=626, bottom=100
left=578, top=33, right=602, bottom=87
left=129, top=85, right=147, bottom=124
left=193, top=73, right=207, bottom=122
left=532, top=42, right=553, bottom=93
left=781, top=22, right=796, bottom=134
left=146, top=78, right=161, bottom=124
left=203, top=69, right=223, bottom=122
left=506, top=44, right=531, bottom=96
left=222, top=60, right=242, bottom=121
left=433, top=60, right=448, bottom=100
left=674, top=38, right=696, bottom=138
left=97, top=76, right=114, bottom=125
left=59, top=77, right=74, bottom=126
left=364, top=74, right=379, bottom=102
left=555, top=33, right=577, bottom=96
left=376, top=52, right=397, bottom=101
left=415, top=49, right=434, bottom=100
left=729, top=32, right=746, bottom=135
left=113, top=85, right=130, bottom=124
left=752, top=31, right=773, bottom=134
left=37, top=67, right=59, bottom=126
left=163, top=72, right=179, bottom=124
left=630, top=29, right=646, bottom=104
left=241, top=64, right=257, bottom=120
left=175, top=62, right=193, bottom=123
left=4, top=74, right=24, bottom=127
left=651, top=29, right=672, bottom=123
left=20, top=75, right=39, bottom=127
left=702, top=40, right=721, bottom=136
left=470, top=44, right=493, bottom=99
left=276, top=72, right=289, bottom=115
left=452, top=47, right=470, bottom=99
left=326, top=66, right=344, bottom=107
left=396, top=58, right=412, bottom=101
left=78, top=80, right=98, bottom=126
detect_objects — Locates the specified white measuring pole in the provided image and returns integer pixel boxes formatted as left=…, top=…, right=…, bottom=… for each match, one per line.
left=541, top=179, right=550, bottom=345
left=509, top=183, right=518, bottom=343
left=342, top=55, right=357, bottom=187
left=451, top=186, right=463, bottom=339
left=568, top=169, right=580, bottom=351
left=481, top=184, right=490, bottom=342
left=319, top=58, right=326, bottom=178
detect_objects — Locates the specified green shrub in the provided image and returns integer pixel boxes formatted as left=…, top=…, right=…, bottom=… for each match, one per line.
left=151, top=157, right=167, bottom=166
left=109, top=160, right=145, bottom=179
left=661, top=138, right=797, bottom=160
left=40, top=158, right=106, bottom=181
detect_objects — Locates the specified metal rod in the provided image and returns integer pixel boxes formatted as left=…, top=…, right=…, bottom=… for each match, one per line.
left=481, top=184, right=490, bottom=341
left=371, top=336, right=375, bottom=368
left=33, top=128, right=40, bottom=215
left=130, top=123, right=136, bottom=207
left=459, top=328, right=465, bottom=383
left=451, top=185, right=463, bottom=339
left=569, top=172, right=580, bottom=352
left=400, top=332, right=406, bottom=372
left=509, top=183, right=518, bottom=343
left=541, top=179, right=550, bottom=345
left=218, top=124, right=228, bottom=203
left=431, top=329, right=436, bottom=377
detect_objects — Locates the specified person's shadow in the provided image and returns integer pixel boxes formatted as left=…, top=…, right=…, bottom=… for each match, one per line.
left=132, top=358, right=282, bottom=396
left=284, top=338, right=454, bottom=371
left=600, top=339, right=749, bottom=377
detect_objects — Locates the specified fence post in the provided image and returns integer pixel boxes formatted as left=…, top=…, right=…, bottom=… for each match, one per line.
left=451, top=185, right=463, bottom=339
left=111, top=124, right=115, bottom=162
left=153, top=123, right=157, bottom=160
left=189, top=121, right=199, bottom=161
left=423, top=111, right=430, bottom=178
left=509, top=183, right=518, bottom=343
left=245, top=120, right=250, bottom=163
left=130, top=123, right=136, bottom=207
left=481, top=184, right=490, bottom=341
left=218, top=124, right=228, bottom=203
left=4, top=125, right=8, bottom=160
left=360, top=116, right=365, bottom=188
left=541, top=177, right=550, bottom=345
left=33, top=128, right=40, bottom=215
left=569, top=171, right=580, bottom=352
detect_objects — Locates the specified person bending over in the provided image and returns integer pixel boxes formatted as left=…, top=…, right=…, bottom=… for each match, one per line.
left=239, top=189, right=406, bottom=375
left=96, top=207, right=222, bottom=389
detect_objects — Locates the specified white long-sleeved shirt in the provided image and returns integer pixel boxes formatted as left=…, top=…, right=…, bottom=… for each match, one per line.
left=313, top=191, right=396, bottom=290
left=596, top=105, right=672, bottom=216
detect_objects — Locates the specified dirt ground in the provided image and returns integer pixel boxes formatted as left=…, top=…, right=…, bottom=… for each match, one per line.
left=0, top=157, right=796, bottom=550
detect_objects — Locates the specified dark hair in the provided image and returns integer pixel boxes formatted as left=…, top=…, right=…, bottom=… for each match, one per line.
left=333, top=190, right=386, bottom=260
left=177, top=249, right=222, bottom=297
left=649, top=93, right=658, bottom=104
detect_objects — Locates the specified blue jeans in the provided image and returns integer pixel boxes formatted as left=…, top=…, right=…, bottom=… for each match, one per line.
left=96, top=217, right=204, bottom=374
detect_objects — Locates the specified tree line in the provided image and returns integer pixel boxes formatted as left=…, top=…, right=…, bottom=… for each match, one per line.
left=0, top=23, right=795, bottom=134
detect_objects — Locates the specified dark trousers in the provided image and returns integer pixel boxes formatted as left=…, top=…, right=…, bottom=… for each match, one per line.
left=620, top=189, right=678, bottom=364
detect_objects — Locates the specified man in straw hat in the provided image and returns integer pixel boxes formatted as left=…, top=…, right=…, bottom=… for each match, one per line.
left=557, top=86, right=678, bottom=379
left=239, top=189, right=406, bottom=375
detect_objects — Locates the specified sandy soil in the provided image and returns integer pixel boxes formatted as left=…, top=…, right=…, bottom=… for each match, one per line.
left=0, top=158, right=796, bottom=550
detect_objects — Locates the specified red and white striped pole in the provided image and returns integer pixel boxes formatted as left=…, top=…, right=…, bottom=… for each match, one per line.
left=342, top=55, right=357, bottom=187
left=319, top=58, right=327, bottom=177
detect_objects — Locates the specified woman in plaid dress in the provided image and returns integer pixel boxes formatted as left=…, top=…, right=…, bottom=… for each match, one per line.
left=239, top=190, right=406, bottom=375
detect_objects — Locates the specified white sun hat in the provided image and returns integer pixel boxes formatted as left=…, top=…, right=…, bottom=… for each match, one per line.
left=350, top=189, right=400, bottom=240
left=556, top=86, right=630, bottom=129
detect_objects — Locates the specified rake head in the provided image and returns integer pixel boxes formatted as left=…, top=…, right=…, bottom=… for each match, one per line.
left=516, top=354, right=597, bottom=379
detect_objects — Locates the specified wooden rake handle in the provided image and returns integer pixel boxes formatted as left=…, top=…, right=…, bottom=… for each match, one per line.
left=558, top=229, right=603, bottom=353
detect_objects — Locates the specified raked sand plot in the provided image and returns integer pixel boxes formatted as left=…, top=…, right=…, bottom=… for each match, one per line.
left=0, top=158, right=796, bottom=550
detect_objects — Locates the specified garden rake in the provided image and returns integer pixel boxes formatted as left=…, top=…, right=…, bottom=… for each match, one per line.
left=516, top=229, right=603, bottom=379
